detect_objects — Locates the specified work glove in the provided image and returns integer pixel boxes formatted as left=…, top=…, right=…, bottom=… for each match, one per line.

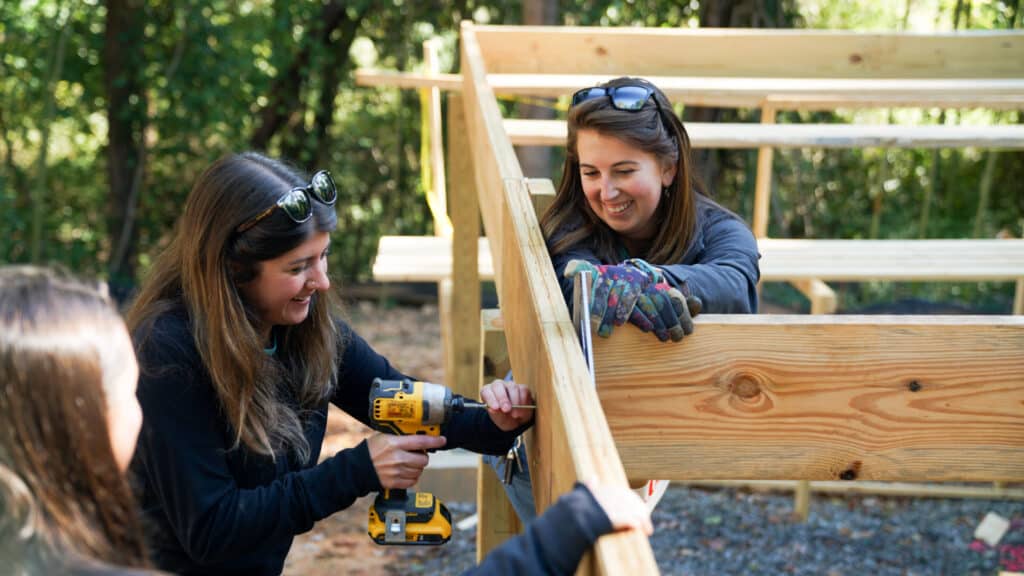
left=564, top=259, right=652, bottom=338
left=622, top=259, right=702, bottom=342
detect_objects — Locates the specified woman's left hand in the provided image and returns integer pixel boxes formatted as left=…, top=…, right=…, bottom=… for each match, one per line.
left=480, top=379, right=535, bottom=431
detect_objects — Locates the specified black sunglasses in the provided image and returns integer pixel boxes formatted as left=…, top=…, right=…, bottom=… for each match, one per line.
left=570, top=84, right=661, bottom=112
left=236, top=170, right=337, bottom=234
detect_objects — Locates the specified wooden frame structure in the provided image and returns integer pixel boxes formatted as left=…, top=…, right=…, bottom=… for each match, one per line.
left=362, top=27, right=1024, bottom=317
left=446, top=25, right=1024, bottom=575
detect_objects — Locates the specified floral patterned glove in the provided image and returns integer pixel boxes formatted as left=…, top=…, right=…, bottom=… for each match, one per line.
left=622, top=259, right=702, bottom=342
left=564, top=259, right=653, bottom=338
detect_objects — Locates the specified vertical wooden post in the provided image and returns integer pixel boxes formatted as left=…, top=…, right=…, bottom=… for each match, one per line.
left=422, top=38, right=450, bottom=237
left=476, top=310, right=521, bottom=562
left=448, top=93, right=482, bottom=400
left=421, top=39, right=458, bottom=387
left=751, top=104, right=776, bottom=239
left=1014, top=279, right=1023, bottom=315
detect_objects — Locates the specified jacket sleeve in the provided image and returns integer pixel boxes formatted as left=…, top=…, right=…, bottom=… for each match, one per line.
left=466, top=483, right=615, bottom=576
left=132, top=320, right=381, bottom=565
left=657, top=210, right=761, bottom=314
left=330, top=321, right=527, bottom=456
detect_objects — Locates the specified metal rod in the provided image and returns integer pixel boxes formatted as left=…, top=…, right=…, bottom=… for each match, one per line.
left=462, top=401, right=537, bottom=410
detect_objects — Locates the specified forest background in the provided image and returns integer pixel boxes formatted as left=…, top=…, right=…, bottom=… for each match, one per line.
left=2, top=0, right=1022, bottom=312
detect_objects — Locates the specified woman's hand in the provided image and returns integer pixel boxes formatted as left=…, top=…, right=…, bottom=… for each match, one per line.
left=480, top=379, right=535, bottom=432
left=366, top=433, right=447, bottom=489
left=583, top=480, right=654, bottom=536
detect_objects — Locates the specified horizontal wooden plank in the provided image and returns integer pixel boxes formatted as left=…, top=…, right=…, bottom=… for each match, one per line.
left=759, top=239, right=1024, bottom=281
left=505, top=119, right=1024, bottom=149
left=355, top=70, right=1024, bottom=110
left=373, top=235, right=494, bottom=282
left=373, top=236, right=1024, bottom=283
left=355, top=69, right=464, bottom=91
left=595, top=315, right=1024, bottom=482
left=474, top=26, right=1024, bottom=79
left=489, top=75, right=1024, bottom=108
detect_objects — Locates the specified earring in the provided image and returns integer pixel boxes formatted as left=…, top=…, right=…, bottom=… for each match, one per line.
left=662, top=186, right=670, bottom=199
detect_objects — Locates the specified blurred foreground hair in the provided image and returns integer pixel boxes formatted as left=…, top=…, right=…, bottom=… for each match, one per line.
left=0, top=266, right=149, bottom=573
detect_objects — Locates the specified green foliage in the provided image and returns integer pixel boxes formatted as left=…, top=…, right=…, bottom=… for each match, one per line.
left=1, top=0, right=1021, bottom=314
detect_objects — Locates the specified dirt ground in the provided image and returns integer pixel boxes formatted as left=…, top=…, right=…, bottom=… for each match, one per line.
left=282, top=301, right=450, bottom=576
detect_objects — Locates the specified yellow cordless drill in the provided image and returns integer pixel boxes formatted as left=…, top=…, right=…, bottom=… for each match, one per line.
left=366, top=378, right=478, bottom=546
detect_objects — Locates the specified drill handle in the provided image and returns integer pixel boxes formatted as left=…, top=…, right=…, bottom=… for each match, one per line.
left=382, top=488, right=408, bottom=500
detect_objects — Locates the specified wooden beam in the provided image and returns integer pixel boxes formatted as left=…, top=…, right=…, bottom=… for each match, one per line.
left=355, top=69, right=463, bottom=91
left=373, top=237, right=1024, bottom=285
left=422, top=39, right=451, bottom=238
left=790, top=279, right=838, bottom=315
left=504, top=119, right=1024, bottom=150
left=594, top=315, right=1024, bottom=483
left=448, top=93, right=481, bottom=400
left=752, top=105, right=777, bottom=238
left=681, top=480, right=1024, bottom=501
left=473, top=26, right=1024, bottom=79
left=488, top=75, right=1024, bottom=109
left=461, top=22, right=659, bottom=576
left=476, top=309, right=521, bottom=560
left=357, top=70, right=1024, bottom=110
left=758, top=239, right=1024, bottom=282
left=373, top=236, right=493, bottom=282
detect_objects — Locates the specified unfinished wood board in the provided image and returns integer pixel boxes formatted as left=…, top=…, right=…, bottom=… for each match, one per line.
left=473, top=25, right=1024, bottom=79
left=594, top=315, right=1024, bottom=482
left=462, top=22, right=659, bottom=575
left=681, top=480, right=1024, bottom=500
left=476, top=311, right=522, bottom=560
left=758, top=238, right=1024, bottom=282
left=448, top=94, right=482, bottom=399
left=372, top=236, right=494, bottom=282
left=504, top=119, right=1024, bottom=149
left=373, top=236, right=1024, bottom=285
left=356, top=70, right=1024, bottom=110
left=356, top=69, right=463, bottom=91
left=487, top=75, right=1024, bottom=109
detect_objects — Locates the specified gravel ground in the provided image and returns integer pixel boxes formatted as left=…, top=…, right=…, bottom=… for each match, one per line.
left=286, top=301, right=1024, bottom=575
left=387, top=487, right=1024, bottom=575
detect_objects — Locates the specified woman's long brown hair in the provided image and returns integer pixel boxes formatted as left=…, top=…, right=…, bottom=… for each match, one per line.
left=126, top=152, right=341, bottom=464
left=0, top=266, right=149, bottom=571
left=542, top=76, right=705, bottom=264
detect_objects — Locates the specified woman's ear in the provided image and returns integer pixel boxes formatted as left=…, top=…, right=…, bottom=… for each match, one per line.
left=661, top=162, right=678, bottom=188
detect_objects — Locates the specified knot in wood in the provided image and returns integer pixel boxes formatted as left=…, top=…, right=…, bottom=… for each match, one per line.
left=839, top=460, right=862, bottom=481
left=730, top=375, right=762, bottom=399
left=849, top=53, right=863, bottom=64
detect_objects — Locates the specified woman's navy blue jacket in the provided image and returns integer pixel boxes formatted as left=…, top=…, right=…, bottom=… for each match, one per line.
left=550, top=195, right=761, bottom=313
left=130, top=305, right=524, bottom=576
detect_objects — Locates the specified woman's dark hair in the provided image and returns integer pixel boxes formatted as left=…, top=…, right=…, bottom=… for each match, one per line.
left=542, top=77, right=705, bottom=263
left=0, top=266, right=149, bottom=572
left=127, top=152, right=342, bottom=463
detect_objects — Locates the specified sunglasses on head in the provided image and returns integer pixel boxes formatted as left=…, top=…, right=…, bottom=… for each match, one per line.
left=570, top=84, right=661, bottom=112
left=236, top=170, right=337, bottom=234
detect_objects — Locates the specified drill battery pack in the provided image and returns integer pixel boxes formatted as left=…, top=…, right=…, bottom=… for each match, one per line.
left=367, top=490, right=453, bottom=546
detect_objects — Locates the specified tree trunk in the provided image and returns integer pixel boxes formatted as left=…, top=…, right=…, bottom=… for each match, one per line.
left=687, top=0, right=793, bottom=195
left=516, top=0, right=558, bottom=179
left=251, top=1, right=369, bottom=160
left=104, top=0, right=147, bottom=286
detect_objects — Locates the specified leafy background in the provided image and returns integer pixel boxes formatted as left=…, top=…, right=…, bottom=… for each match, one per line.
left=1, top=0, right=1021, bottom=312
